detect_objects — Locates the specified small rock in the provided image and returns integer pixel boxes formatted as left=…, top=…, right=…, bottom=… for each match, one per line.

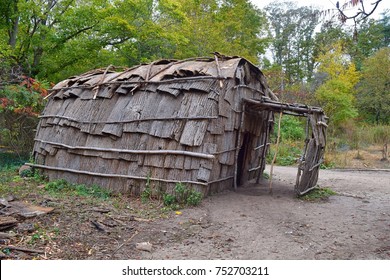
left=18, top=165, right=32, bottom=177
left=136, top=242, right=153, bottom=252
left=188, top=225, right=202, bottom=233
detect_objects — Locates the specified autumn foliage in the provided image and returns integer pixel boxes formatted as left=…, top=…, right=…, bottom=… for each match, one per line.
left=0, top=74, right=48, bottom=153
left=0, top=76, right=48, bottom=116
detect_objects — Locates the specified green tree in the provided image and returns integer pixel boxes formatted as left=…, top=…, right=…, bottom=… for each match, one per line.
left=158, top=0, right=269, bottom=62
left=348, top=17, right=388, bottom=70
left=356, top=47, right=390, bottom=124
left=265, top=1, right=320, bottom=86
left=314, top=42, right=360, bottom=129
left=0, top=0, right=114, bottom=80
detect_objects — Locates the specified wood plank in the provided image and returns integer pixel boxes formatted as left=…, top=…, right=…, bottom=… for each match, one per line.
left=218, top=98, right=230, bottom=118
left=197, top=167, right=211, bottom=182
left=208, top=117, right=225, bottom=134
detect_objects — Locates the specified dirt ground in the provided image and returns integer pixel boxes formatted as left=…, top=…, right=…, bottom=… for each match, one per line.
left=134, top=166, right=390, bottom=260
left=2, top=164, right=389, bottom=260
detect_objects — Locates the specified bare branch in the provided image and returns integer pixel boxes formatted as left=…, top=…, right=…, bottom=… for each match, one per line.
left=336, top=0, right=382, bottom=23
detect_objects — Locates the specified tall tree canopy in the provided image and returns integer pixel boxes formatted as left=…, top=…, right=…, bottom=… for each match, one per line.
left=0, top=0, right=269, bottom=82
left=265, top=1, right=319, bottom=86
left=356, top=47, right=390, bottom=124
left=314, top=42, right=360, bottom=128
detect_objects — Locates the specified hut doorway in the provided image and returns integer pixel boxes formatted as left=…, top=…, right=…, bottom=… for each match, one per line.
left=241, top=98, right=327, bottom=195
left=237, top=131, right=252, bottom=186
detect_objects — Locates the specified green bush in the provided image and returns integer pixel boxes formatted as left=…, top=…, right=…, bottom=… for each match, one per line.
left=163, top=183, right=203, bottom=208
left=163, top=193, right=176, bottom=206
left=277, top=115, right=305, bottom=141
left=174, top=182, right=186, bottom=203
left=267, top=143, right=302, bottom=166
left=186, top=189, right=203, bottom=206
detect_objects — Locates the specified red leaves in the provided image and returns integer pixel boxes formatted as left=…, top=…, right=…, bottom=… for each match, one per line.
left=13, top=107, right=38, bottom=117
left=19, top=76, right=48, bottom=97
left=0, top=76, right=47, bottom=117
left=0, top=97, right=11, bottom=109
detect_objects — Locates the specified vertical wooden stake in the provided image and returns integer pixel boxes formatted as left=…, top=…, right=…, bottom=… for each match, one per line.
left=256, top=111, right=271, bottom=183
left=269, top=112, right=283, bottom=194
left=234, top=103, right=246, bottom=191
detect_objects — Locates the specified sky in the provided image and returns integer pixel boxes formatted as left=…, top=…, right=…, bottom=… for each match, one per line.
left=250, top=0, right=390, bottom=19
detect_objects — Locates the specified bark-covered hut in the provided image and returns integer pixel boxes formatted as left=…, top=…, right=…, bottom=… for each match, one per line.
left=30, top=56, right=327, bottom=196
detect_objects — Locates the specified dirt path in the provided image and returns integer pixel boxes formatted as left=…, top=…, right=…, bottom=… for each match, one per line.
left=134, top=166, right=390, bottom=259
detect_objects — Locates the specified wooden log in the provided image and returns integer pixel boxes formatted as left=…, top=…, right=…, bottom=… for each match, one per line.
left=242, top=97, right=324, bottom=114
left=34, top=139, right=215, bottom=159
left=26, top=163, right=209, bottom=187
left=0, top=216, right=18, bottom=231
left=3, top=246, right=44, bottom=254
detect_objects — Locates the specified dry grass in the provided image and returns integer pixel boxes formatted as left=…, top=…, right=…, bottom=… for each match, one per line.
left=324, top=145, right=390, bottom=169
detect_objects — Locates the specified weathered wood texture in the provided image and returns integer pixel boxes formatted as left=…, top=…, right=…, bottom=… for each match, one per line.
left=32, top=56, right=324, bottom=196
left=294, top=113, right=327, bottom=195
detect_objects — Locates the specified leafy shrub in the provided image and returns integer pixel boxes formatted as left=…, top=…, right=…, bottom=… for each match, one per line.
left=141, top=187, right=151, bottom=203
left=163, top=193, right=176, bottom=206
left=267, top=143, right=302, bottom=166
left=174, top=182, right=186, bottom=203
left=186, top=189, right=202, bottom=206
left=162, top=183, right=203, bottom=208
left=276, top=115, right=305, bottom=141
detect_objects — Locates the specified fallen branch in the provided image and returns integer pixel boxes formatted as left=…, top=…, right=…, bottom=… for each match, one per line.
left=337, top=192, right=366, bottom=199
left=2, top=246, right=44, bottom=254
left=91, top=220, right=106, bottom=232
left=89, top=207, right=111, bottom=213
left=113, top=230, right=139, bottom=254
left=0, top=216, right=18, bottom=231
left=129, top=216, right=151, bottom=222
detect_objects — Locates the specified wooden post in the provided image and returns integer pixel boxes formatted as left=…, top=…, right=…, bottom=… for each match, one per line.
left=256, top=111, right=272, bottom=183
left=268, top=112, right=283, bottom=194
left=234, top=103, right=246, bottom=190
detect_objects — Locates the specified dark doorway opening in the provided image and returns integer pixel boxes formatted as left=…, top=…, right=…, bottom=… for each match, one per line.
left=236, top=131, right=251, bottom=186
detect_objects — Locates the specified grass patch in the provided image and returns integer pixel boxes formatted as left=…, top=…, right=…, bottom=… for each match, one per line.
left=44, top=179, right=111, bottom=200
left=0, top=152, right=29, bottom=171
left=299, top=187, right=337, bottom=201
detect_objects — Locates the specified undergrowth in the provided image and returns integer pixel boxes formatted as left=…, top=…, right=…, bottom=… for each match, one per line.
left=141, top=181, right=203, bottom=210
left=0, top=152, right=30, bottom=171
left=45, top=179, right=111, bottom=200
left=299, top=187, right=337, bottom=201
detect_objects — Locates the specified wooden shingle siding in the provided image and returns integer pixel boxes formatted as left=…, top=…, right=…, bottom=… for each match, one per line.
left=31, top=56, right=281, bottom=195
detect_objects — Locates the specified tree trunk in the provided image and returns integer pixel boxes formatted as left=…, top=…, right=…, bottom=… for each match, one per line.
left=8, top=17, right=19, bottom=48
left=7, top=0, right=19, bottom=48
